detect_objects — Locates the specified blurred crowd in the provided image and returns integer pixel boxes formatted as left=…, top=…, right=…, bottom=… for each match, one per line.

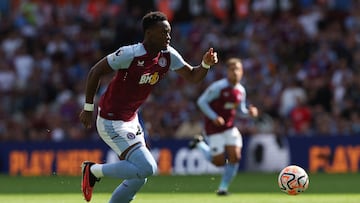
left=0, top=0, right=359, bottom=142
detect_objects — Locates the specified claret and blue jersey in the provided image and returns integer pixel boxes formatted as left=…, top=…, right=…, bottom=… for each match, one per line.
left=99, top=43, right=186, bottom=121
left=197, top=78, right=249, bottom=135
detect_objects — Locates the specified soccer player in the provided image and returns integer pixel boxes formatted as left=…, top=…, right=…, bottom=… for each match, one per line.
left=190, top=57, right=258, bottom=195
left=79, top=11, right=218, bottom=203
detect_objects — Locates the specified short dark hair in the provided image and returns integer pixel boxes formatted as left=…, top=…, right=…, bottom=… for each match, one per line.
left=142, top=11, right=168, bottom=32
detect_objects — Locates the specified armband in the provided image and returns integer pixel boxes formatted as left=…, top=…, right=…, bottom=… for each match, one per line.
left=84, top=103, right=94, bottom=111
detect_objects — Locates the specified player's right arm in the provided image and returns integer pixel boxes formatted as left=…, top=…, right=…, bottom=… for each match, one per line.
left=79, top=45, right=134, bottom=128
left=79, top=58, right=114, bottom=129
left=197, top=82, right=225, bottom=126
left=84, top=58, right=114, bottom=105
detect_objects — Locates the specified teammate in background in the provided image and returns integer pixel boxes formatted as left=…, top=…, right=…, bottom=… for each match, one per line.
left=79, top=11, right=218, bottom=203
left=190, top=58, right=258, bottom=196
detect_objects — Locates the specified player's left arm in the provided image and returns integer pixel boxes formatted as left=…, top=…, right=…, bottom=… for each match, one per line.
left=239, top=89, right=258, bottom=118
left=248, top=104, right=259, bottom=118
left=175, top=48, right=218, bottom=83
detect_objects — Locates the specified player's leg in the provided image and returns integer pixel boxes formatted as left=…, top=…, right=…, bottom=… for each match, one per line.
left=217, top=145, right=240, bottom=195
left=81, top=115, right=157, bottom=202
left=211, top=153, right=226, bottom=166
left=207, top=132, right=226, bottom=166
left=203, top=132, right=232, bottom=195
left=217, top=127, right=242, bottom=195
left=109, top=178, right=147, bottom=203
left=189, top=135, right=209, bottom=159
left=81, top=161, right=101, bottom=202
left=91, top=145, right=155, bottom=203
left=93, top=115, right=157, bottom=177
left=91, top=144, right=157, bottom=179
left=189, top=134, right=212, bottom=161
left=83, top=147, right=155, bottom=203
left=189, top=132, right=228, bottom=162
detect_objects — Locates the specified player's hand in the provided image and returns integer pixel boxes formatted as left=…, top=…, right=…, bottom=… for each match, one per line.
left=213, top=116, right=225, bottom=126
left=79, top=110, right=93, bottom=129
left=202, top=48, right=218, bottom=66
left=248, top=105, right=258, bottom=118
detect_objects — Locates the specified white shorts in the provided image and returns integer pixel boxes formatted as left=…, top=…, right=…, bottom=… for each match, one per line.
left=207, top=127, right=243, bottom=156
left=96, top=114, right=145, bottom=156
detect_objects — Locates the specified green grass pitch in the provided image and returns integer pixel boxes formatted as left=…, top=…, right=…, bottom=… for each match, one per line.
left=0, top=173, right=359, bottom=203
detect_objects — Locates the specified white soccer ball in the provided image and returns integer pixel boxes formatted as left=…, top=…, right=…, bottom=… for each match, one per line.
left=278, top=165, right=309, bottom=195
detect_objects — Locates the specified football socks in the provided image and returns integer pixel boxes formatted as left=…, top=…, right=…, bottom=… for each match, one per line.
left=102, top=146, right=157, bottom=179
left=197, top=141, right=212, bottom=161
left=90, top=164, right=104, bottom=178
left=109, top=179, right=147, bottom=203
left=218, top=162, right=239, bottom=191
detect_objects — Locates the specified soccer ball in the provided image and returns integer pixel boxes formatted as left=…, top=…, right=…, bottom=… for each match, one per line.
left=278, top=165, right=309, bottom=195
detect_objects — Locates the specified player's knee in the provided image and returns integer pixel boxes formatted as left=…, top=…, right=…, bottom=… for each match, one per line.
left=212, top=159, right=226, bottom=166
left=213, top=162, right=226, bottom=167
left=229, top=156, right=241, bottom=163
left=139, top=159, right=157, bottom=178
left=212, top=155, right=226, bottom=166
left=145, top=161, right=157, bottom=177
left=130, top=146, right=158, bottom=178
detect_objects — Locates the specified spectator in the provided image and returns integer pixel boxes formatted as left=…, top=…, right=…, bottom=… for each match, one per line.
left=174, top=112, right=203, bottom=139
left=290, top=96, right=312, bottom=135
left=0, top=0, right=360, bottom=142
left=279, top=78, right=307, bottom=118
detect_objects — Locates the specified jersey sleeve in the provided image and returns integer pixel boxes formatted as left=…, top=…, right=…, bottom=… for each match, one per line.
left=197, top=83, right=220, bottom=120
left=168, top=46, right=187, bottom=71
left=238, top=85, right=249, bottom=115
left=106, top=45, right=135, bottom=70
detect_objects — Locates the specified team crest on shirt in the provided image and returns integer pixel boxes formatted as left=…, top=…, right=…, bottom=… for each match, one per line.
left=127, top=132, right=136, bottom=140
left=158, top=57, right=167, bottom=67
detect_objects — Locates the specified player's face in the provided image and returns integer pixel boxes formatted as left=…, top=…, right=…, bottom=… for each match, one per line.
left=149, top=20, right=171, bottom=50
left=227, top=62, right=243, bottom=85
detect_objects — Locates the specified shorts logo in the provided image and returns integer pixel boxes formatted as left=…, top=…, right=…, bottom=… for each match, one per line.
left=127, top=132, right=136, bottom=140
left=158, top=57, right=167, bottom=67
